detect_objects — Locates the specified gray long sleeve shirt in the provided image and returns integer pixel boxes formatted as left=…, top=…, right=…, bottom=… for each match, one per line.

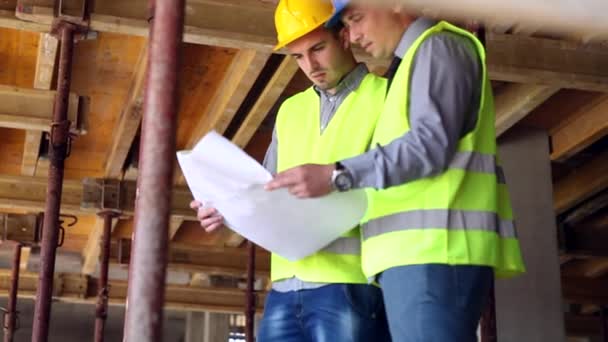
left=263, top=63, right=370, bottom=292
left=341, top=18, right=482, bottom=190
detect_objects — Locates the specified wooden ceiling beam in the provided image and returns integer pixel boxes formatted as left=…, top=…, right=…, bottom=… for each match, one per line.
left=562, top=276, right=608, bottom=305
left=550, top=94, right=608, bottom=161
left=554, top=150, right=608, bottom=215
left=232, top=57, right=298, bottom=149
left=0, top=270, right=266, bottom=313
left=22, top=33, right=59, bottom=176
left=5, top=1, right=608, bottom=93
left=110, top=240, right=270, bottom=278
left=487, top=32, right=608, bottom=92
left=0, top=174, right=82, bottom=215
left=81, top=216, right=120, bottom=275
left=0, top=85, right=81, bottom=133
left=104, top=43, right=148, bottom=179
left=494, top=83, right=559, bottom=136
left=174, top=49, right=270, bottom=184
left=0, top=174, right=196, bottom=218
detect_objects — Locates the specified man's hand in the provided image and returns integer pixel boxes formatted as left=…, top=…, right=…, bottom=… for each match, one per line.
left=265, top=163, right=335, bottom=198
left=190, top=200, right=224, bottom=232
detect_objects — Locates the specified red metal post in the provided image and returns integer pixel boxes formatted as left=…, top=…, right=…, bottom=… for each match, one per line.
left=480, top=281, right=498, bottom=342
left=94, top=212, right=118, bottom=342
left=122, top=0, right=184, bottom=340
left=31, top=22, right=75, bottom=342
left=4, top=243, right=22, bottom=342
left=245, top=241, right=256, bottom=342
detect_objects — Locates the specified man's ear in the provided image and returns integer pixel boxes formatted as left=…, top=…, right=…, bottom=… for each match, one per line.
left=340, top=27, right=351, bottom=50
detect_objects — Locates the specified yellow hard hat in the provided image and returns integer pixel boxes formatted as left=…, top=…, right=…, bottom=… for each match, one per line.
left=274, top=0, right=334, bottom=51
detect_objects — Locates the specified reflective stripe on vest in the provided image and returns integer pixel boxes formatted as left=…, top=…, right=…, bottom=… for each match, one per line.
left=321, top=236, right=361, bottom=254
left=362, top=209, right=516, bottom=240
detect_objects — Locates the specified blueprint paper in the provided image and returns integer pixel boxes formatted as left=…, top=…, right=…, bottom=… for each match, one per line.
left=177, top=131, right=367, bottom=261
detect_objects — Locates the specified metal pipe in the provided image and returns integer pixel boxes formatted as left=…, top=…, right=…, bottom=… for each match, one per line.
left=94, top=212, right=117, bottom=342
left=4, top=243, right=22, bottom=342
left=245, top=241, right=256, bottom=342
left=480, top=281, right=497, bottom=342
left=122, top=0, right=184, bottom=340
left=31, top=22, right=75, bottom=342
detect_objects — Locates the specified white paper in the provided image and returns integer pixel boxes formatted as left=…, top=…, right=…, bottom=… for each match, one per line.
left=177, top=131, right=367, bottom=261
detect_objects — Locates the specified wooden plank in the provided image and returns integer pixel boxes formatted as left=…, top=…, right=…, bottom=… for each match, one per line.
left=81, top=216, right=119, bottom=275
left=0, top=85, right=81, bottom=133
left=21, top=131, right=43, bottom=176
left=33, top=33, right=58, bottom=89
left=487, top=33, right=608, bottom=92
left=565, top=214, right=608, bottom=257
left=111, top=241, right=271, bottom=278
left=494, top=83, right=559, bottom=136
left=562, top=276, right=608, bottom=305
left=232, top=57, right=299, bottom=148
left=578, top=258, right=608, bottom=278
left=175, top=49, right=270, bottom=184
left=80, top=178, right=195, bottom=219
left=0, top=174, right=83, bottom=214
left=104, top=43, right=148, bottom=178
left=0, top=270, right=266, bottom=313
left=22, top=33, right=59, bottom=176
left=169, top=216, right=184, bottom=241
left=551, top=95, right=608, bottom=161
left=184, top=49, right=270, bottom=147
left=554, top=150, right=608, bottom=214
left=564, top=313, right=602, bottom=337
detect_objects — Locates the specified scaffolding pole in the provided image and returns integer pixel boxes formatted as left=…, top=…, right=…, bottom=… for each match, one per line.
left=122, top=0, right=184, bottom=340
left=3, top=243, right=22, bottom=342
left=31, top=22, right=75, bottom=342
left=245, top=242, right=256, bottom=342
left=94, top=212, right=118, bottom=342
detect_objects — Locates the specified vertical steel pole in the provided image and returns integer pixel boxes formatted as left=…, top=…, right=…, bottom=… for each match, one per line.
left=4, top=243, right=22, bottom=342
left=245, top=242, right=256, bottom=342
left=31, top=23, right=75, bottom=342
left=94, top=212, right=117, bottom=342
left=122, top=0, right=184, bottom=340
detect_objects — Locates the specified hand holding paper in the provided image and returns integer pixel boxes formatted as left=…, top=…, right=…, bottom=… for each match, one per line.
left=177, top=131, right=367, bottom=261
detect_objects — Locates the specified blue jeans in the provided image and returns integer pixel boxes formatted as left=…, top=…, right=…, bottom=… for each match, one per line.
left=379, top=264, right=492, bottom=342
left=257, top=284, right=391, bottom=342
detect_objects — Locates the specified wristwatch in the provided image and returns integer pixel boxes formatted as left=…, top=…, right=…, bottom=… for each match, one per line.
left=331, top=162, right=354, bottom=192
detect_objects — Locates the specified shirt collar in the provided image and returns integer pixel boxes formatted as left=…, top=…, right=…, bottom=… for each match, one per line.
left=394, top=17, right=438, bottom=59
left=314, top=63, right=369, bottom=98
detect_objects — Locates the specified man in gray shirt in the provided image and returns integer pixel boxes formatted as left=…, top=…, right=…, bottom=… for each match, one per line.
left=264, top=2, right=525, bottom=342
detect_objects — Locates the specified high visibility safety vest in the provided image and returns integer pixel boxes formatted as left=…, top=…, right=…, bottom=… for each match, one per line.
left=361, top=21, right=525, bottom=279
left=272, top=73, right=387, bottom=283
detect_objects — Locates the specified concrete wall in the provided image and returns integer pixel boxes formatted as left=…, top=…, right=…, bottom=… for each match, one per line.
left=496, top=127, right=566, bottom=342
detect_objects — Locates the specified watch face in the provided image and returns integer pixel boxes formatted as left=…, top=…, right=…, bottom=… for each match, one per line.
left=335, top=172, right=353, bottom=191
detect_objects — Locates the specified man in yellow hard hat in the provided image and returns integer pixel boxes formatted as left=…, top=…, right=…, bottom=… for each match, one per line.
left=265, top=1, right=526, bottom=341
left=190, top=0, right=391, bottom=341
